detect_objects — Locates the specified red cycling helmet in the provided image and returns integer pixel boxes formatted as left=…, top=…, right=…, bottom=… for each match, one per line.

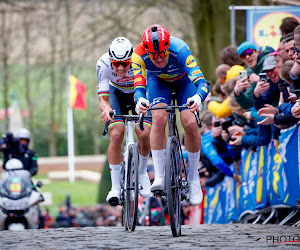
left=142, top=24, right=170, bottom=53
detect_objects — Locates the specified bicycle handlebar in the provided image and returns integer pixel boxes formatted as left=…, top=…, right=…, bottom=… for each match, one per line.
left=102, top=110, right=150, bottom=135
left=144, top=102, right=202, bottom=128
left=189, top=100, right=202, bottom=128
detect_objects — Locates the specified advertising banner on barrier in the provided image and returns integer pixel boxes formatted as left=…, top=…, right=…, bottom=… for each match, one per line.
left=278, top=125, right=299, bottom=206
left=204, top=125, right=300, bottom=223
left=246, top=7, right=300, bottom=49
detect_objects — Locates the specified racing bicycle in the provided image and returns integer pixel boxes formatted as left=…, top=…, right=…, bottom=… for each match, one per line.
left=140, top=100, right=201, bottom=237
left=103, top=112, right=147, bottom=232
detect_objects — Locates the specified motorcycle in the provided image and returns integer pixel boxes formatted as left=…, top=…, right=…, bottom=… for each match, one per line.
left=0, top=158, right=44, bottom=230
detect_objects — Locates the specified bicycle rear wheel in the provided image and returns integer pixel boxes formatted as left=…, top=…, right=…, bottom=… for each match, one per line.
left=165, top=136, right=182, bottom=237
left=125, top=144, right=139, bottom=231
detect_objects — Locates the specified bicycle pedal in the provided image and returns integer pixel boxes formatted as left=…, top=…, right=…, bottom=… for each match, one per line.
left=152, top=190, right=166, bottom=197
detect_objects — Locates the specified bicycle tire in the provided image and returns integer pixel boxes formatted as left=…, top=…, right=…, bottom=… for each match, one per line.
left=165, top=136, right=182, bottom=237
left=121, top=161, right=128, bottom=231
left=125, top=144, right=139, bottom=231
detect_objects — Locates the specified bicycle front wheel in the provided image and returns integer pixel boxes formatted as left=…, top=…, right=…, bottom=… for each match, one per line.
left=121, top=161, right=128, bottom=231
left=165, top=136, right=182, bottom=237
left=125, top=144, right=139, bottom=232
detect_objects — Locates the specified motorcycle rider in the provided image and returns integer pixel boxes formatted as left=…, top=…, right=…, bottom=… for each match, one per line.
left=0, top=128, right=38, bottom=176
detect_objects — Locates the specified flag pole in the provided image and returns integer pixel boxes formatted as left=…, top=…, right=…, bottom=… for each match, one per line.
left=66, top=63, right=75, bottom=183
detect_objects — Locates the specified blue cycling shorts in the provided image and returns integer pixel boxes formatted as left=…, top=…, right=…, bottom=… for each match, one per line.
left=109, top=85, right=151, bottom=127
left=147, top=72, right=197, bottom=111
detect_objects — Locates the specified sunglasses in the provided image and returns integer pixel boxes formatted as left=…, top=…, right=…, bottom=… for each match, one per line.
left=240, top=49, right=254, bottom=59
left=147, top=50, right=169, bottom=60
left=110, top=59, right=131, bottom=68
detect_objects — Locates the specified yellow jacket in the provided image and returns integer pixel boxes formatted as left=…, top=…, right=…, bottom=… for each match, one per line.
left=207, top=96, right=232, bottom=118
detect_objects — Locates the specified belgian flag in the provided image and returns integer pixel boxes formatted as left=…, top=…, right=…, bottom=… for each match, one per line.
left=69, top=75, right=86, bottom=110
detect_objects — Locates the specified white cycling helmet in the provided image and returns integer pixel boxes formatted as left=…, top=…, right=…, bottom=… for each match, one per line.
left=16, top=128, right=31, bottom=141
left=109, top=37, right=133, bottom=61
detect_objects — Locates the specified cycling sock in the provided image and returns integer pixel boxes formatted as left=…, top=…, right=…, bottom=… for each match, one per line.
left=151, top=149, right=166, bottom=179
left=139, top=154, right=149, bottom=175
left=109, top=164, right=121, bottom=190
left=187, top=150, right=200, bottom=181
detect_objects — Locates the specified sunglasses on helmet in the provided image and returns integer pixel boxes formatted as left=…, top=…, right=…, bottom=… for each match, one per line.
left=110, top=59, right=131, bottom=68
left=240, top=49, right=255, bottom=59
left=147, top=50, right=169, bottom=60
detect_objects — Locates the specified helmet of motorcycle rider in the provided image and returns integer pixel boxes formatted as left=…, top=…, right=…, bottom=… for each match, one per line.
left=108, top=37, right=133, bottom=61
left=16, top=128, right=31, bottom=143
left=142, top=24, right=170, bottom=53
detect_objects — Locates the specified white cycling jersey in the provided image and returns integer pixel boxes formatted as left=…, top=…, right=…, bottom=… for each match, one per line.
left=96, top=52, right=134, bottom=97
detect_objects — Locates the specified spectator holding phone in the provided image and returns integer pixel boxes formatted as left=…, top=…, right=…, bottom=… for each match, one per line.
left=234, top=41, right=274, bottom=109
left=253, top=55, right=284, bottom=111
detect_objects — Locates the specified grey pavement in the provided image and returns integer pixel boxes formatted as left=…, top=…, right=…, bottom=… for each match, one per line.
left=0, top=224, right=300, bottom=249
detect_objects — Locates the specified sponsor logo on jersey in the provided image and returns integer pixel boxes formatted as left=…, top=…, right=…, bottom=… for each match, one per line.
left=202, top=87, right=208, bottom=93
left=192, top=70, right=201, bottom=76
left=117, top=76, right=134, bottom=83
left=185, top=55, right=197, bottom=68
left=132, top=62, right=142, bottom=75
left=100, top=59, right=109, bottom=67
left=134, top=77, right=142, bottom=83
left=157, top=73, right=179, bottom=79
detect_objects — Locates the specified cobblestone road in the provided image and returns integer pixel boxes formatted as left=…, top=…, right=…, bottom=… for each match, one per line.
left=0, top=224, right=300, bottom=249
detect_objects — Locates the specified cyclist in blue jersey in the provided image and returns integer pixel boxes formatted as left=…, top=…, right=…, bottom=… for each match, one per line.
left=132, top=24, right=209, bottom=206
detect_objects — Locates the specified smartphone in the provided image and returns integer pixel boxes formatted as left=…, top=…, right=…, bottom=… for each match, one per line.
left=278, top=83, right=289, bottom=103
left=239, top=70, right=247, bottom=80
left=259, top=72, right=268, bottom=83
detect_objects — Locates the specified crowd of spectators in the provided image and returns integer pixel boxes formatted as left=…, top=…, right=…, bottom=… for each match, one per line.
left=43, top=199, right=122, bottom=228
left=197, top=17, right=300, bottom=191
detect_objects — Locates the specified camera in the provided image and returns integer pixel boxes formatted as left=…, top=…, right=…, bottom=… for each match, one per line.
left=214, top=121, right=221, bottom=127
left=259, top=72, right=268, bottom=83
left=239, top=70, right=247, bottom=80
left=278, top=83, right=290, bottom=103
left=0, top=132, right=19, bottom=152
left=221, top=118, right=233, bottom=133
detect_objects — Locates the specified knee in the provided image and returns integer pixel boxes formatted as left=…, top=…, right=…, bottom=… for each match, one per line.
left=110, top=128, right=124, bottom=145
left=184, top=119, right=199, bottom=135
left=152, top=113, right=167, bottom=131
left=138, top=127, right=151, bottom=142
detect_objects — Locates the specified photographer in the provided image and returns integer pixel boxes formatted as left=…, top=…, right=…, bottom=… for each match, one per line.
left=0, top=128, right=38, bottom=176
left=200, top=111, right=240, bottom=183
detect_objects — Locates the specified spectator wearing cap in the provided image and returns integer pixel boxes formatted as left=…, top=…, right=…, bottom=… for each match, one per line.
left=253, top=55, right=283, bottom=111
left=234, top=41, right=274, bottom=109
left=207, top=65, right=245, bottom=118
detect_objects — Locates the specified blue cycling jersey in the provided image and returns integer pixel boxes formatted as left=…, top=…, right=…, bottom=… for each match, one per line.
left=132, top=37, right=208, bottom=103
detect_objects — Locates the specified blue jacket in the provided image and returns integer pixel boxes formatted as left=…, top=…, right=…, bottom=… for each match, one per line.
left=241, top=124, right=271, bottom=147
left=201, top=130, right=233, bottom=177
left=252, top=79, right=283, bottom=111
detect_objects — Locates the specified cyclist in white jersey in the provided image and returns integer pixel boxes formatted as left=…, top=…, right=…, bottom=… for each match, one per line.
left=97, top=37, right=152, bottom=205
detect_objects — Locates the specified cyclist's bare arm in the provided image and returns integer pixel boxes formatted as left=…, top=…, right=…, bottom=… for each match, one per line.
left=99, top=96, right=113, bottom=123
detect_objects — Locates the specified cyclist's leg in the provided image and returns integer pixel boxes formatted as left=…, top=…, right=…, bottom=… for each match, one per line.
left=147, top=74, right=172, bottom=191
left=131, top=96, right=152, bottom=197
left=177, top=79, right=203, bottom=205
left=106, top=86, right=126, bottom=204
